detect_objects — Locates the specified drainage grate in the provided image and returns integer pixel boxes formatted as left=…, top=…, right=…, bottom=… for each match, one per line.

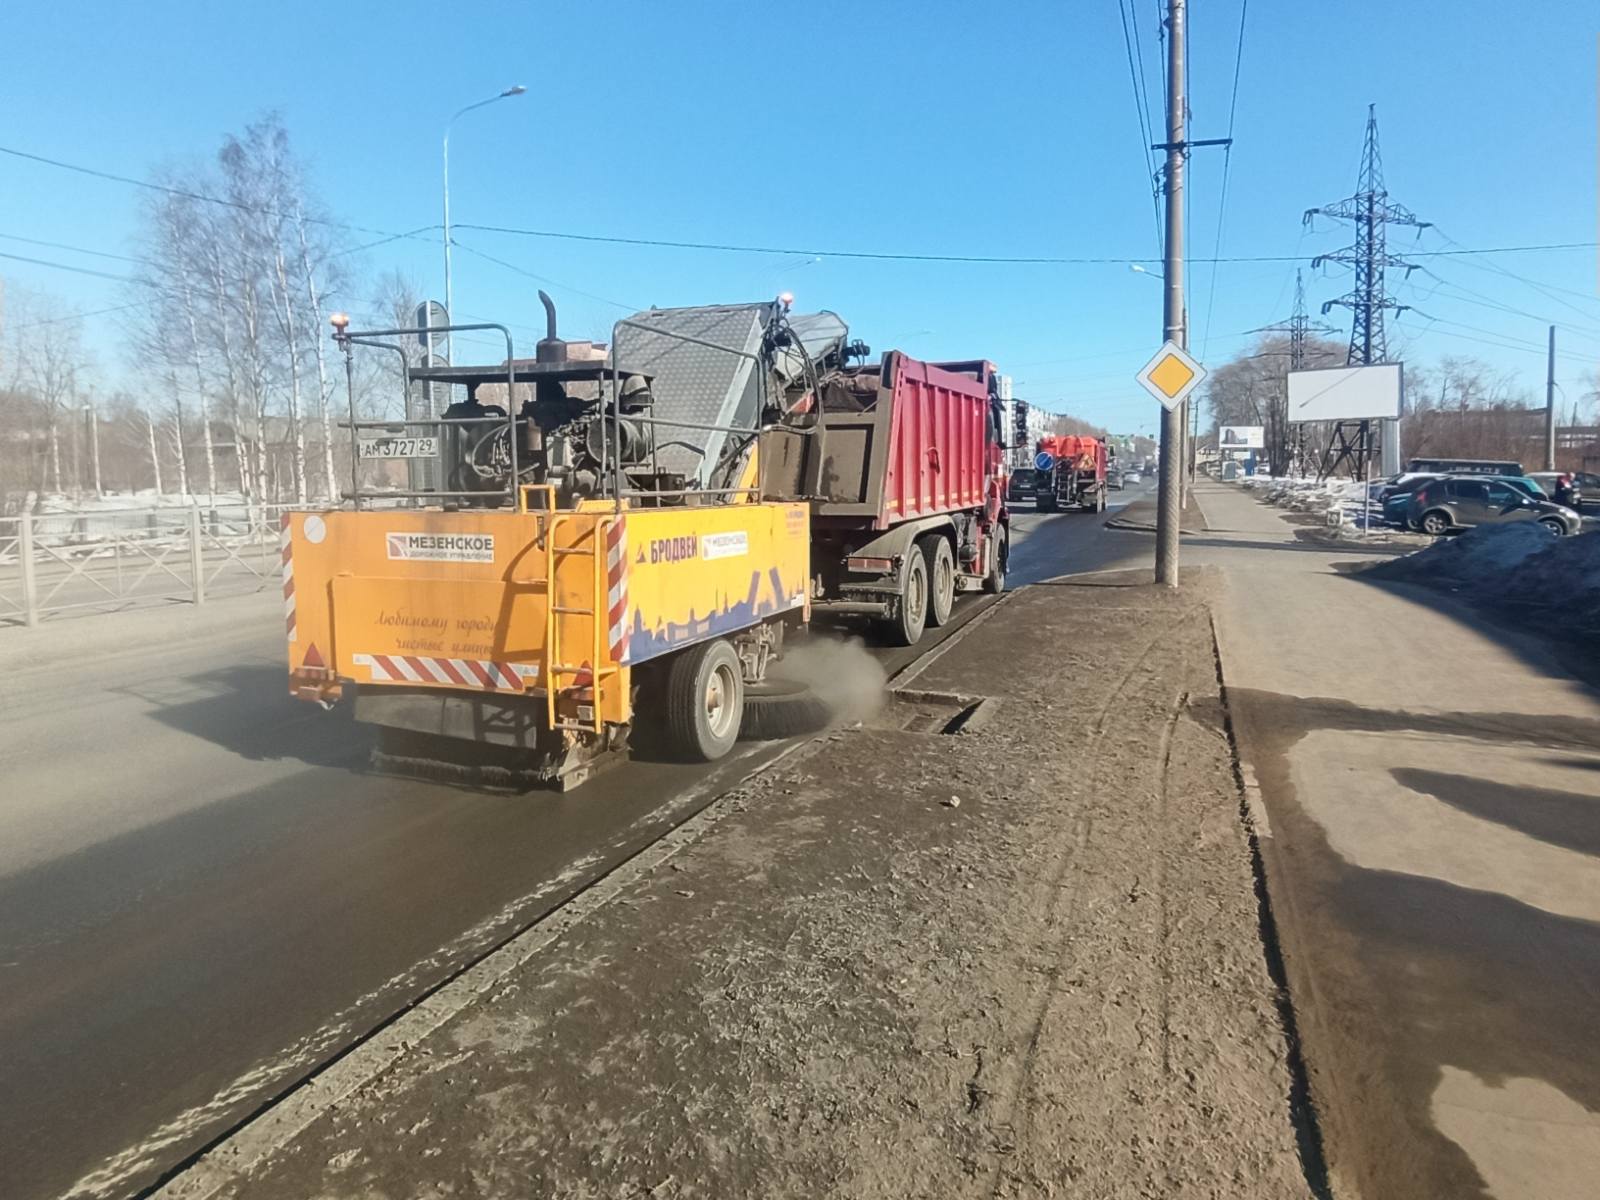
left=869, top=689, right=999, bottom=736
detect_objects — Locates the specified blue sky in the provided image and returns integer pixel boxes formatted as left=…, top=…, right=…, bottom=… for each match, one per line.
left=1, top=0, right=1596, bottom=434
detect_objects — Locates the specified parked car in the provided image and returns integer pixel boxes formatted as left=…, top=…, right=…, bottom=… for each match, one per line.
left=1527, top=472, right=1581, bottom=509
left=1503, top=475, right=1548, bottom=498
left=1573, top=472, right=1600, bottom=510
left=1107, top=470, right=1124, bottom=491
left=1381, top=474, right=1439, bottom=524
left=1387, top=474, right=1550, bottom=528
left=1123, top=471, right=1143, bottom=486
left=1404, top=457, right=1523, bottom=477
left=1405, top=476, right=1581, bottom=537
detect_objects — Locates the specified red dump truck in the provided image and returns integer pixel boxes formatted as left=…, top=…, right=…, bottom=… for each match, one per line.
left=765, top=351, right=1010, bottom=646
left=1032, top=434, right=1108, bottom=513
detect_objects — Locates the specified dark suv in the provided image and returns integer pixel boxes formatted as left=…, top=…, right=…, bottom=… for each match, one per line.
left=1406, top=477, right=1581, bottom=537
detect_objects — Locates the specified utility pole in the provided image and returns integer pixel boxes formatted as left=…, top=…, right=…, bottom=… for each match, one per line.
left=1154, top=0, right=1187, bottom=588
left=1545, top=325, right=1556, bottom=471
left=1189, top=389, right=1200, bottom=485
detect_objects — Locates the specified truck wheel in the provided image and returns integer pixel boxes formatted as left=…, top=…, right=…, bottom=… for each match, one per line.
left=1036, top=493, right=1057, bottom=513
left=982, top=525, right=1008, bottom=594
left=922, top=535, right=956, bottom=627
left=662, top=638, right=744, bottom=762
left=880, top=548, right=929, bottom=646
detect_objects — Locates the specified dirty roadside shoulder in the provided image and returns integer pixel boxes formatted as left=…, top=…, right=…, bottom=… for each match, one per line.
left=157, top=575, right=1319, bottom=1200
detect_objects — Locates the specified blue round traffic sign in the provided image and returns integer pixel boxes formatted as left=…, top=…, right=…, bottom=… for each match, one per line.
left=1034, top=451, right=1056, bottom=471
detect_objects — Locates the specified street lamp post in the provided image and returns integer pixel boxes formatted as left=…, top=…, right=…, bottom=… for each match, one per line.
left=83, top=399, right=102, bottom=497
left=442, top=85, right=526, bottom=364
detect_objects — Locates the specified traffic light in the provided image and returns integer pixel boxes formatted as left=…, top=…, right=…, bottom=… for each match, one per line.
left=1012, top=399, right=1029, bottom=448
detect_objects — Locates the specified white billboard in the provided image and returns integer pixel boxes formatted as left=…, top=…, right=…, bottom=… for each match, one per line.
left=1286, top=363, right=1403, bottom=422
left=1219, top=425, right=1264, bottom=449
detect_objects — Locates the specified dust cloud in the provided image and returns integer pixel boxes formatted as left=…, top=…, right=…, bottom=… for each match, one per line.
left=771, top=635, right=888, bottom=723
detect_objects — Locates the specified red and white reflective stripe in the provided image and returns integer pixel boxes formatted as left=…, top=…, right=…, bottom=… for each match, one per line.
left=605, top=517, right=629, bottom=662
left=280, top=514, right=296, bottom=643
left=353, top=654, right=537, bottom=691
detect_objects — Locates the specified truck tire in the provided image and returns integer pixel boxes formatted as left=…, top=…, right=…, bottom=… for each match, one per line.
left=879, top=547, right=929, bottom=646
left=662, top=638, right=744, bottom=762
left=922, top=534, right=956, bottom=627
left=1036, top=493, right=1057, bottom=513
left=982, top=525, right=1008, bottom=594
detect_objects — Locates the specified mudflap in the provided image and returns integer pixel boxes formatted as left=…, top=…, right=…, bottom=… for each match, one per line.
left=369, top=724, right=629, bottom=793
left=356, top=684, right=629, bottom=793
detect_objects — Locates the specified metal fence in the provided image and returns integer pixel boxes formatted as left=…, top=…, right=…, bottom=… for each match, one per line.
left=0, top=503, right=296, bottom=628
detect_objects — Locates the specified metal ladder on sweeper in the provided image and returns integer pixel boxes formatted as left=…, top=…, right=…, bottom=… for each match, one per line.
left=538, top=501, right=621, bottom=736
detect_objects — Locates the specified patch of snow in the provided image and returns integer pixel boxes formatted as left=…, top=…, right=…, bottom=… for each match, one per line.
left=1379, top=522, right=1558, bottom=583
left=1512, top=531, right=1600, bottom=606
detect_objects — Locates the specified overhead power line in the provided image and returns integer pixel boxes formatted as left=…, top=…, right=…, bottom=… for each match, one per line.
left=1199, top=0, right=1249, bottom=358
left=455, top=222, right=1594, bottom=266
left=1431, top=225, right=1600, bottom=319
left=450, top=240, right=637, bottom=313
left=1402, top=310, right=1596, bottom=365
left=3, top=140, right=1593, bottom=269
left=1406, top=266, right=1600, bottom=340
left=11, top=301, right=146, bottom=331
left=0, top=143, right=434, bottom=245
left=1116, top=0, right=1163, bottom=253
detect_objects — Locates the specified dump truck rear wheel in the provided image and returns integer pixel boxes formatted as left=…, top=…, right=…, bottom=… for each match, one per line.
left=880, top=548, right=929, bottom=646
left=662, top=638, right=744, bottom=762
left=982, top=525, right=1008, bottom=595
left=922, top=534, right=956, bottom=627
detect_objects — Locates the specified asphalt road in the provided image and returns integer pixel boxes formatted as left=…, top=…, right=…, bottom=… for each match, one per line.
left=0, top=485, right=1153, bottom=1200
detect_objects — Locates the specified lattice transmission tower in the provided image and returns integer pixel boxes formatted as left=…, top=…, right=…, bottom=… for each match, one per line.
left=1256, top=270, right=1337, bottom=473
left=1303, top=105, right=1428, bottom=476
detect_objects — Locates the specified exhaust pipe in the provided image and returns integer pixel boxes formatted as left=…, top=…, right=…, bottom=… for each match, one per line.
left=536, top=289, right=567, bottom=363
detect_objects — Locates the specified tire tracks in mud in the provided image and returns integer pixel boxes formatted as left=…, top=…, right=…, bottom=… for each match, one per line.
left=978, top=605, right=1210, bottom=1197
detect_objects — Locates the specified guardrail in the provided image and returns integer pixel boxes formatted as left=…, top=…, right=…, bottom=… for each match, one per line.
left=0, top=504, right=299, bottom=628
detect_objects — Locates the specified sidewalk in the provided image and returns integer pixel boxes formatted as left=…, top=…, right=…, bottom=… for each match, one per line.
left=162, top=572, right=1313, bottom=1199
left=1194, top=479, right=1600, bottom=1200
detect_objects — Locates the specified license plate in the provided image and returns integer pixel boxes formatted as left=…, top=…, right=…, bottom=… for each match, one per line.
left=358, top=436, right=439, bottom=460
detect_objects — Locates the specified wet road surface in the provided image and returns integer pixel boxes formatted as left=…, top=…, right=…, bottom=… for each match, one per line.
left=0, top=489, right=1152, bottom=1200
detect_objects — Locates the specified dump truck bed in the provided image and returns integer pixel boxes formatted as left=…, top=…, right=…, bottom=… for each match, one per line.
left=809, top=351, right=996, bottom=531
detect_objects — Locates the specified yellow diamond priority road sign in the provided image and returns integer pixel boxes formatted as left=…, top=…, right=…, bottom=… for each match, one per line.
left=1136, top=340, right=1207, bottom=411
